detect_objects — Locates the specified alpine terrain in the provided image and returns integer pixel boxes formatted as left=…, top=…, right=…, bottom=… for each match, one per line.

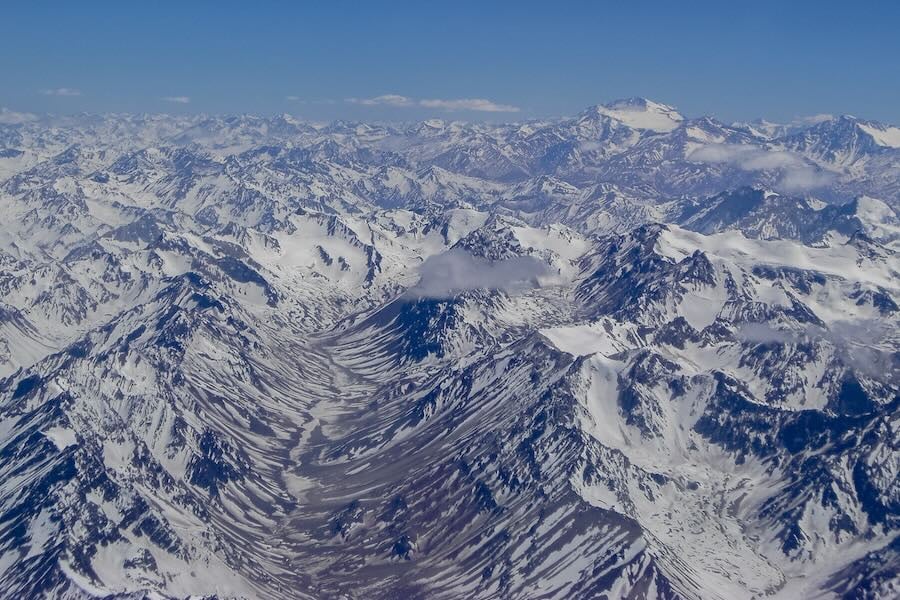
left=0, top=98, right=898, bottom=599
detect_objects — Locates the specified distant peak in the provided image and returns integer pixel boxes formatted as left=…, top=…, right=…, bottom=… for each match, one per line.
left=603, top=97, right=661, bottom=110
left=581, top=98, right=684, bottom=132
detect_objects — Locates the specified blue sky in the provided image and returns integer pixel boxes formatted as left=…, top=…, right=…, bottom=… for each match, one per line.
left=2, top=1, right=899, bottom=123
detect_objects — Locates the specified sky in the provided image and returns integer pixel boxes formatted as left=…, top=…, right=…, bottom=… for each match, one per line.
left=2, top=1, right=899, bottom=123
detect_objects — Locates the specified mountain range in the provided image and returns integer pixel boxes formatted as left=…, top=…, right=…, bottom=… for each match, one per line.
left=0, top=98, right=898, bottom=599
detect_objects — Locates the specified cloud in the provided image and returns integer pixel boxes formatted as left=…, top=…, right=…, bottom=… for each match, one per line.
left=419, top=98, right=521, bottom=112
left=41, top=87, right=81, bottom=97
left=689, top=144, right=801, bottom=169
left=579, top=141, right=605, bottom=152
left=794, top=114, right=834, bottom=126
left=735, top=320, right=897, bottom=379
left=734, top=322, right=799, bottom=345
left=346, top=94, right=520, bottom=112
left=161, top=96, right=191, bottom=104
left=779, top=168, right=835, bottom=192
left=688, top=143, right=833, bottom=191
left=408, top=249, right=552, bottom=299
left=0, top=107, right=37, bottom=124
left=347, top=94, right=415, bottom=107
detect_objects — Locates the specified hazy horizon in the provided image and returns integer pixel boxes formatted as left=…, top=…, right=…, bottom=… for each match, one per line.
left=3, top=1, right=899, bottom=123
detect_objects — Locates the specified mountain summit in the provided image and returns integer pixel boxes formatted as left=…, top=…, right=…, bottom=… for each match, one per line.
left=580, top=97, right=685, bottom=132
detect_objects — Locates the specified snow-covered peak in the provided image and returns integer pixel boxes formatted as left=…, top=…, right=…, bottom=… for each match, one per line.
left=857, top=120, right=900, bottom=148
left=584, top=97, right=685, bottom=132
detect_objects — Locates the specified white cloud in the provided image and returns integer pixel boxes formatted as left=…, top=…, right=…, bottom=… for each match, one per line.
left=689, top=144, right=801, bottom=169
left=0, top=107, right=37, bottom=124
left=347, top=94, right=415, bottom=107
left=738, top=151, right=802, bottom=171
left=735, top=320, right=895, bottom=378
left=408, top=249, right=551, bottom=299
left=419, top=98, right=520, bottom=112
left=779, top=167, right=835, bottom=192
left=688, top=143, right=833, bottom=191
left=579, top=141, right=604, bottom=152
left=794, top=114, right=834, bottom=126
left=161, top=96, right=191, bottom=104
left=41, top=87, right=81, bottom=97
left=346, top=94, right=520, bottom=112
left=735, top=322, right=798, bottom=345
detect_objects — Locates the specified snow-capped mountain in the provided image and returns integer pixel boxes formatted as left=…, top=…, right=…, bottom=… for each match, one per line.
left=0, top=99, right=898, bottom=599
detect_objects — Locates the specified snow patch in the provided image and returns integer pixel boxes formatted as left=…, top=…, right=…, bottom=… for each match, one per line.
left=42, top=426, right=78, bottom=450
left=858, top=122, right=900, bottom=148
left=596, top=99, right=684, bottom=132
